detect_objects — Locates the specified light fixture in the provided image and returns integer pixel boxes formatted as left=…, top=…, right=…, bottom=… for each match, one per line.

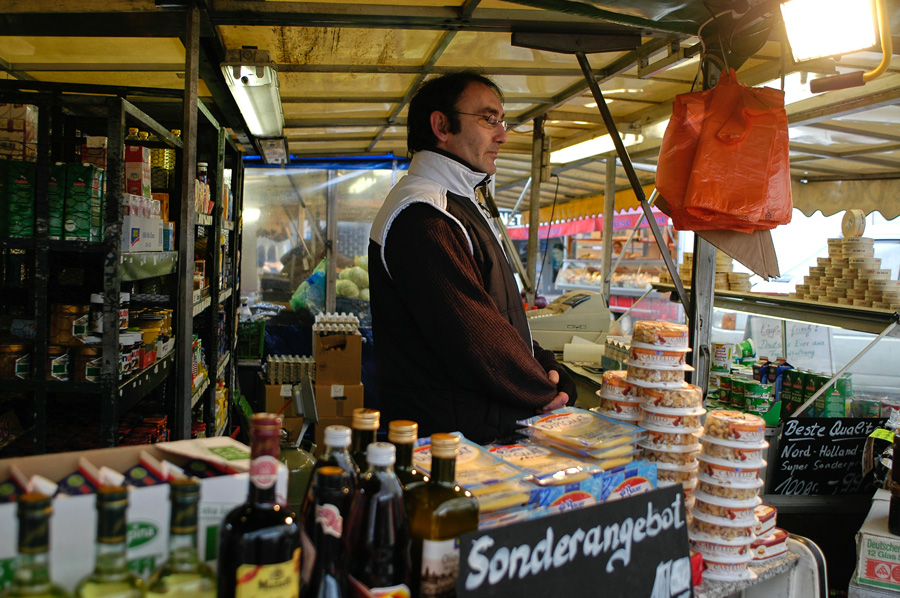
left=244, top=208, right=261, bottom=223
left=221, top=48, right=285, bottom=138
left=780, top=0, right=876, bottom=61
left=257, top=137, right=290, bottom=165
left=549, top=132, right=643, bottom=164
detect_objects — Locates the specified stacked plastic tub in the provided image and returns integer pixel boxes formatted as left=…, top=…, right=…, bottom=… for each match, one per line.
left=690, top=410, right=768, bottom=581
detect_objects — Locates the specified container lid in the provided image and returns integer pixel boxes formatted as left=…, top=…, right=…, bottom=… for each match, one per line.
left=352, top=407, right=380, bottom=430
left=324, top=425, right=352, bottom=448
left=693, top=489, right=762, bottom=510
left=698, top=453, right=767, bottom=471
left=697, top=473, right=765, bottom=490
left=698, top=433, right=769, bottom=451
left=388, top=420, right=418, bottom=443
left=367, top=442, right=396, bottom=467
left=431, top=433, right=460, bottom=458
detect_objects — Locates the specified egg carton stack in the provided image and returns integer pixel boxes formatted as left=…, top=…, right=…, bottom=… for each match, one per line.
left=689, top=410, right=768, bottom=582
left=793, top=237, right=899, bottom=309
left=624, top=321, right=704, bottom=500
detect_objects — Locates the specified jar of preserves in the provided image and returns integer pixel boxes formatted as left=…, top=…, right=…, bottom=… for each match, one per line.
left=49, top=304, right=90, bottom=346
left=46, top=346, right=69, bottom=381
left=90, top=293, right=104, bottom=334
left=74, top=339, right=103, bottom=383
left=119, top=292, right=130, bottom=331
left=0, top=343, right=31, bottom=380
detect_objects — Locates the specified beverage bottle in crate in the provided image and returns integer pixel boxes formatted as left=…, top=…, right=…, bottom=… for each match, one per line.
left=4, top=493, right=69, bottom=598
left=217, top=414, right=301, bottom=598
left=344, top=442, right=411, bottom=597
left=74, top=486, right=143, bottom=598
left=146, top=479, right=215, bottom=598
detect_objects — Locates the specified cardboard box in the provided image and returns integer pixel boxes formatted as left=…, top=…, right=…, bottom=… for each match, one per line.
left=125, top=144, right=151, bottom=198
left=64, top=163, right=104, bottom=241
left=121, top=214, right=164, bottom=252
left=314, top=383, right=364, bottom=418
left=314, top=332, right=362, bottom=384
left=856, top=489, right=900, bottom=592
left=0, top=437, right=286, bottom=593
left=263, top=383, right=296, bottom=416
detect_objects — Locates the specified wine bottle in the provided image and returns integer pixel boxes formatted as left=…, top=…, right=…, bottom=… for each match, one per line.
left=74, top=486, right=143, bottom=598
left=406, top=434, right=478, bottom=598
left=387, top=420, right=426, bottom=491
left=280, top=432, right=317, bottom=519
left=300, top=426, right=358, bottom=534
left=2, top=493, right=69, bottom=598
left=146, top=479, right=215, bottom=598
left=217, top=413, right=301, bottom=598
left=350, top=408, right=379, bottom=471
left=344, top=443, right=410, bottom=598
left=301, top=466, right=352, bottom=598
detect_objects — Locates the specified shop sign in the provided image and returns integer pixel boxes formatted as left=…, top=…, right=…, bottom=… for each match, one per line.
left=771, top=417, right=883, bottom=495
left=784, top=322, right=832, bottom=373
left=458, top=485, right=691, bottom=598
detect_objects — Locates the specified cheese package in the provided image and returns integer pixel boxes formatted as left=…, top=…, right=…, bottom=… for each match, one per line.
left=517, top=407, right=645, bottom=452
left=487, top=441, right=603, bottom=486
left=412, top=433, right=528, bottom=493
left=516, top=427, right=641, bottom=468
left=526, top=459, right=657, bottom=513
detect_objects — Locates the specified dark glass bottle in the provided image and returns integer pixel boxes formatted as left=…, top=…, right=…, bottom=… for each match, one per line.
left=301, top=466, right=352, bottom=598
left=406, top=434, right=479, bottom=598
left=350, top=408, right=380, bottom=471
left=344, top=443, right=410, bottom=597
left=300, top=426, right=358, bottom=537
left=388, top=420, right=426, bottom=491
left=3, top=493, right=69, bottom=598
left=217, top=413, right=301, bottom=598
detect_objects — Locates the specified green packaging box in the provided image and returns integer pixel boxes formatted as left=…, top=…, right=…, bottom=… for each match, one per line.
left=47, top=163, right=67, bottom=240
left=7, top=160, right=35, bottom=238
left=64, top=163, right=103, bottom=241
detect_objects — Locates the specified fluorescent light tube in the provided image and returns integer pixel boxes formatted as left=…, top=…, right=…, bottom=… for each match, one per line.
left=549, top=133, right=643, bottom=164
left=780, top=0, right=877, bottom=61
left=221, top=61, right=285, bottom=138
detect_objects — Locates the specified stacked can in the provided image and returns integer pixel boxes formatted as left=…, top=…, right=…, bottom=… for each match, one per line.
left=625, top=321, right=703, bottom=499
left=690, top=410, right=768, bottom=582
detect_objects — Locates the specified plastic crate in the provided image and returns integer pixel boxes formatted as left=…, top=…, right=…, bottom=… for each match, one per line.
left=236, top=320, right=266, bottom=361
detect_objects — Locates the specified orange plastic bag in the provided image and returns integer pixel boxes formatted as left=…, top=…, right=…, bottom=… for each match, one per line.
left=656, top=69, right=792, bottom=232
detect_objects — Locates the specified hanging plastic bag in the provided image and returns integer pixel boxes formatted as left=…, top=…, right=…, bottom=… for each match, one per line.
left=656, top=69, right=792, bottom=233
left=289, top=257, right=327, bottom=313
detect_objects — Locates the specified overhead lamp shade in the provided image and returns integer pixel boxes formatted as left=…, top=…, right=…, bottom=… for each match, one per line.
left=221, top=63, right=285, bottom=138
left=550, top=133, right=643, bottom=164
left=780, top=0, right=877, bottom=61
left=258, top=137, right=290, bottom=165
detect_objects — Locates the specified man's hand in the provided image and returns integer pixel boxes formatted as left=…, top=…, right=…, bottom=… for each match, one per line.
left=539, top=369, right=569, bottom=413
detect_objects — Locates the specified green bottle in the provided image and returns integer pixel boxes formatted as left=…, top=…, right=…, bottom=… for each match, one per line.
left=2, top=493, right=69, bottom=598
left=74, top=486, right=144, bottom=598
left=146, top=479, right=215, bottom=598
left=388, top=420, right=426, bottom=491
left=279, top=431, right=317, bottom=519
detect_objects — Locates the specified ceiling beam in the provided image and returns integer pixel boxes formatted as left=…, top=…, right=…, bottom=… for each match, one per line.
left=788, top=143, right=900, bottom=170
left=8, top=63, right=185, bottom=72
left=807, top=122, right=900, bottom=144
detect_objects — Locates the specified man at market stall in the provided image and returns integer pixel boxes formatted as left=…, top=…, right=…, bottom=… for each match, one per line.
left=367, top=71, right=576, bottom=444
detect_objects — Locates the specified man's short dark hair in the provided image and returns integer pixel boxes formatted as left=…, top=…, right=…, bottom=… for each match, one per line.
left=407, top=71, right=503, bottom=154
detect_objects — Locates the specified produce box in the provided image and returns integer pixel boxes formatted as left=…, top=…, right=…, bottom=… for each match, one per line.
left=314, top=382, right=364, bottom=418
left=313, top=331, right=362, bottom=384
left=0, top=437, right=286, bottom=593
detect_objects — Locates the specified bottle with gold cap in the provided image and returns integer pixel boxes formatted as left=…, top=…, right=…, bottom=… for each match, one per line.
left=217, top=413, right=301, bottom=598
left=405, top=433, right=478, bottom=598
left=3, top=493, right=69, bottom=598
left=74, top=486, right=143, bottom=598
left=146, top=479, right=215, bottom=598
left=350, top=408, right=380, bottom=471
left=388, top=420, right=426, bottom=491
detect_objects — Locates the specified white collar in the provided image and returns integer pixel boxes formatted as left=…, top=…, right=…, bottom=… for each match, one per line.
left=408, top=150, right=489, bottom=201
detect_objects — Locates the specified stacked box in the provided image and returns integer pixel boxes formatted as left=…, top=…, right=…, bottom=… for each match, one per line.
left=7, top=161, right=35, bottom=238
left=0, top=104, right=37, bottom=162
left=64, top=163, right=104, bottom=241
left=80, top=136, right=107, bottom=171
left=0, top=159, right=7, bottom=237
left=125, top=143, right=151, bottom=198
left=47, top=163, right=67, bottom=240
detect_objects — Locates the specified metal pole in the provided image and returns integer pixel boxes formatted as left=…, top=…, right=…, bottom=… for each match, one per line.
left=526, top=116, right=545, bottom=305
left=325, top=169, right=338, bottom=314
left=574, top=51, right=690, bottom=315
left=607, top=188, right=658, bottom=282
left=601, top=152, right=615, bottom=302
left=507, top=177, right=532, bottom=223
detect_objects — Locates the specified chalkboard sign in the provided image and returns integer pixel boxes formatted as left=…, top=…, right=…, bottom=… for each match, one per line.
left=771, top=418, right=885, bottom=495
left=457, top=485, right=691, bottom=598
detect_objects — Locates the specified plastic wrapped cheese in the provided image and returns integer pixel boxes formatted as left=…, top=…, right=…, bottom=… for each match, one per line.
left=517, top=407, right=644, bottom=452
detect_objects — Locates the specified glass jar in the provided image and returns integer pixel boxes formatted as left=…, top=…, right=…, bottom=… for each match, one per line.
left=49, top=304, right=90, bottom=347
left=74, top=340, right=103, bottom=383
left=90, top=293, right=104, bottom=334
left=0, top=343, right=31, bottom=380
left=119, top=292, right=130, bottom=331
left=46, top=346, right=69, bottom=381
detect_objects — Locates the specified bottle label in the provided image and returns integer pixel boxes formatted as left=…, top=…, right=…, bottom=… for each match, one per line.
left=370, top=583, right=411, bottom=598
left=249, top=455, right=279, bottom=490
left=315, top=503, right=343, bottom=538
left=235, top=547, right=300, bottom=598
left=420, top=538, right=459, bottom=598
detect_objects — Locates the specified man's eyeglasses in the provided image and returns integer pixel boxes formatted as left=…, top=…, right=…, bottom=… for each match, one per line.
left=455, top=112, right=508, bottom=131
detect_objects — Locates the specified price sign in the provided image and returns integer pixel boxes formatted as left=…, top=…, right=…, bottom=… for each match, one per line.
left=771, top=418, right=884, bottom=495
left=457, top=486, right=691, bottom=598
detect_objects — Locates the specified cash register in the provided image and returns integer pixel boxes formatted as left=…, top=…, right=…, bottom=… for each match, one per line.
left=526, top=290, right=611, bottom=351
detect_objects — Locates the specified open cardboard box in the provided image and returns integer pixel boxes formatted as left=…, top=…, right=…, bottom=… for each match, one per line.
left=0, top=437, right=286, bottom=593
